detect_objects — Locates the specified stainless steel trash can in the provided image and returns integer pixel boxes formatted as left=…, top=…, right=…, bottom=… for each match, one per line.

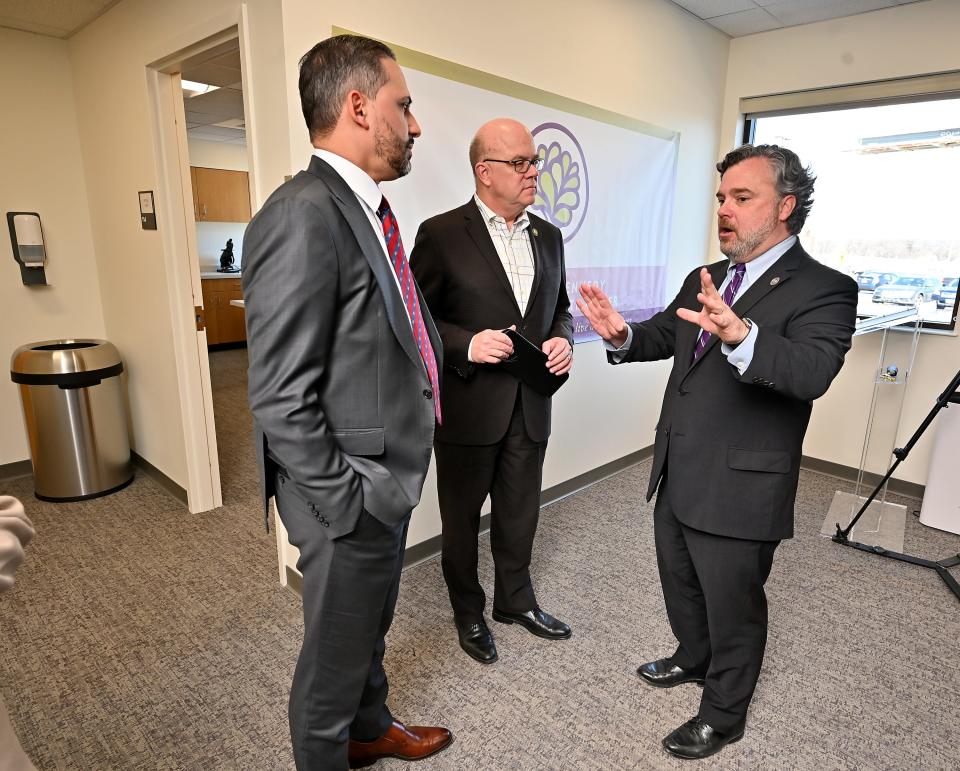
left=10, top=339, right=133, bottom=501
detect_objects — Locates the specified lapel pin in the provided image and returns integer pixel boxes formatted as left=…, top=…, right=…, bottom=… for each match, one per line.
left=770, top=276, right=781, bottom=286
left=532, top=227, right=539, bottom=237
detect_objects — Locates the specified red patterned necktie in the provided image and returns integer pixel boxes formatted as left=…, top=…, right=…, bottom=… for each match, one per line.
left=376, top=196, right=441, bottom=423
left=692, top=262, right=746, bottom=362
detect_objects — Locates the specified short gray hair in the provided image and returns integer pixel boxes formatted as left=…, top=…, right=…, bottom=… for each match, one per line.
left=717, top=144, right=816, bottom=234
left=298, top=34, right=395, bottom=140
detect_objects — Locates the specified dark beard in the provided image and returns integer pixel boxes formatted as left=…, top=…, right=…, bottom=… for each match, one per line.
left=375, top=122, right=412, bottom=178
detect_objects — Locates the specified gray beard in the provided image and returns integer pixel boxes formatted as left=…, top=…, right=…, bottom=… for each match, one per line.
left=719, top=215, right=778, bottom=262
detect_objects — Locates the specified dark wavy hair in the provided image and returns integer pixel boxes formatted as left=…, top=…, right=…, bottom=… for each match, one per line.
left=298, top=34, right=395, bottom=140
left=717, top=144, right=815, bottom=235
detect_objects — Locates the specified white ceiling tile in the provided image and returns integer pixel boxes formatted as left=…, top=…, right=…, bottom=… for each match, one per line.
left=670, top=0, right=757, bottom=19
left=708, top=7, right=782, bottom=35
left=763, top=0, right=894, bottom=26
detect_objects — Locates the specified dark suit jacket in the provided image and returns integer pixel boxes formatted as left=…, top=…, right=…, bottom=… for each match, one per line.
left=410, top=199, right=572, bottom=445
left=241, top=156, right=441, bottom=538
left=614, top=240, right=857, bottom=541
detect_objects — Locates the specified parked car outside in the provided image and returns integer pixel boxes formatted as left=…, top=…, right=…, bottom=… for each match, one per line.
left=935, top=277, right=959, bottom=310
left=872, top=275, right=941, bottom=305
left=857, top=271, right=898, bottom=292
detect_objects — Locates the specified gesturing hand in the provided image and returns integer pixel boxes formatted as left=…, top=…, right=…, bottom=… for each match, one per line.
left=676, top=268, right=749, bottom=345
left=542, top=337, right=573, bottom=375
left=576, top=283, right=628, bottom=348
left=470, top=326, right=515, bottom=364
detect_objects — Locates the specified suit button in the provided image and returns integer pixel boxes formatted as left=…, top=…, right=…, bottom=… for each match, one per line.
left=423, top=389, right=433, bottom=399
left=678, top=387, right=687, bottom=396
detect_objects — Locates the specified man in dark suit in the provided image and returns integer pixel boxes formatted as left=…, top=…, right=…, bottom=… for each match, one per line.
left=410, top=118, right=574, bottom=665
left=578, top=145, right=857, bottom=760
left=242, top=35, right=451, bottom=770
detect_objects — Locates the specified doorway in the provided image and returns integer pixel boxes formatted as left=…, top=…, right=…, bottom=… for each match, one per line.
left=146, top=26, right=258, bottom=513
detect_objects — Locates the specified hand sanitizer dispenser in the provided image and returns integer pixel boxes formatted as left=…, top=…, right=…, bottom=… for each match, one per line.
left=6, top=212, right=48, bottom=285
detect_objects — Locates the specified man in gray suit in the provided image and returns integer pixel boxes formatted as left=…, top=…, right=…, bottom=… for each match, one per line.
left=242, top=35, right=451, bottom=770
left=578, top=145, right=857, bottom=760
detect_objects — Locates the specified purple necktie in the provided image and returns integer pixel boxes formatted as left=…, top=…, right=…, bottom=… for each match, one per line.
left=693, top=262, right=746, bottom=362
left=376, top=196, right=442, bottom=424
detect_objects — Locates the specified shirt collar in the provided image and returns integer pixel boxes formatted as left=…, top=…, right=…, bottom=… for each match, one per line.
left=733, top=235, right=797, bottom=282
left=473, top=194, right=530, bottom=231
left=313, top=149, right=382, bottom=213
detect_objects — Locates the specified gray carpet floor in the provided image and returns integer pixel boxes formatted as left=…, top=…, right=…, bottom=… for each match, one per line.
left=1, top=347, right=958, bottom=770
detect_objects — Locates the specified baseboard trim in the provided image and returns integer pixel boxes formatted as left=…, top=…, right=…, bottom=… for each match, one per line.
left=401, top=446, right=654, bottom=570
left=801, top=455, right=924, bottom=500
left=132, top=452, right=188, bottom=506
left=0, top=459, right=32, bottom=482
left=285, top=566, right=303, bottom=597
left=282, top=449, right=924, bottom=593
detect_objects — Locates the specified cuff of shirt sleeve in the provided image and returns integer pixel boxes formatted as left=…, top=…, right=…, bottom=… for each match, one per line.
left=603, top=325, right=633, bottom=362
left=721, top=319, right=758, bottom=375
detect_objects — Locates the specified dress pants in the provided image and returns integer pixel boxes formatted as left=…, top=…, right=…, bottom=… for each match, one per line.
left=653, top=478, right=779, bottom=732
left=435, top=394, right=546, bottom=622
left=273, top=469, right=407, bottom=771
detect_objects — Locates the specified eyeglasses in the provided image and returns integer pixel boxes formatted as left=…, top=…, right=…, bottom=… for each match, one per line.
left=483, top=156, right=544, bottom=174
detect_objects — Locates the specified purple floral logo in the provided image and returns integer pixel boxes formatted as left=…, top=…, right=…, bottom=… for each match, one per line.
left=531, top=123, right=589, bottom=243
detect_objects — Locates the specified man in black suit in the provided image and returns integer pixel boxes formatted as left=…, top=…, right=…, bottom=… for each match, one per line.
left=242, top=35, right=451, bottom=770
left=410, top=118, right=574, bottom=664
left=578, top=145, right=857, bottom=760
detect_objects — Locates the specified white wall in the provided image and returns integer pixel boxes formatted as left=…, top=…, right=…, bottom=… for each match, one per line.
left=279, top=0, right=731, bottom=546
left=187, top=137, right=248, bottom=170
left=0, top=29, right=105, bottom=468
left=720, top=0, right=960, bottom=485
left=64, top=0, right=289, bottom=488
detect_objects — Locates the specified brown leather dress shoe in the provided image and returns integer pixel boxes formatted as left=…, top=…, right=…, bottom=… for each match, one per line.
left=348, top=720, right=453, bottom=768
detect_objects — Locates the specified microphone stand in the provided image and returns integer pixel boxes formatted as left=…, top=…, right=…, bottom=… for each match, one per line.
left=833, top=367, right=960, bottom=601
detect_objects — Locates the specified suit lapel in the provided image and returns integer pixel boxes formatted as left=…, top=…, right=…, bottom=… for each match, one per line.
left=463, top=200, right=523, bottom=315
left=525, top=215, right=545, bottom=319
left=308, top=156, right=425, bottom=376
left=729, top=240, right=802, bottom=317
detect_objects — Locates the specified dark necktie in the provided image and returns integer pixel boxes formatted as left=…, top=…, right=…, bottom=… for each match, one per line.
left=375, top=196, right=442, bottom=423
left=693, top=262, right=746, bottom=362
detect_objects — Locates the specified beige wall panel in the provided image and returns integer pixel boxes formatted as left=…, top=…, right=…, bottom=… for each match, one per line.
left=0, top=29, right=106, bottom=467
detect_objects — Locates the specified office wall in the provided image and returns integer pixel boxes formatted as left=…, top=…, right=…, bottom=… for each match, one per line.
left=721, top=0, right=960, bottom=485
left=187, top=138, right=248, bottom=171
left=66, top=0, right=289, bottom=488
left=0, top=29, right=105, bottom=468
left=279, top=0, right=731, bottom=545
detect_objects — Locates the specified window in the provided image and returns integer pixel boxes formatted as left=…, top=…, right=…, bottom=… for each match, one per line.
left=744, top=94, right=960, bottom=331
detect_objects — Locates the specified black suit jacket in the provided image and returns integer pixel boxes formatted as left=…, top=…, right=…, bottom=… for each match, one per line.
left=242, top=156, right=441, bottom=537
left=614, top=240, right=857, bottom=541
left=410, top=199, right=572, bottom=445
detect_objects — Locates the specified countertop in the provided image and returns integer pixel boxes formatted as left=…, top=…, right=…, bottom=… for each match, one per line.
left=200, top=271, right=242, bottom=279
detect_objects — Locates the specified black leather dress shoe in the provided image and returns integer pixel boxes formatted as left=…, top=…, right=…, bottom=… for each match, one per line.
left=662, top=716, right=744, bottom=760
left=491, top=607, right=571, bottom=639
left=455, top=619, right=498, bottom=664
left=636, top=658, right=705, bottom=688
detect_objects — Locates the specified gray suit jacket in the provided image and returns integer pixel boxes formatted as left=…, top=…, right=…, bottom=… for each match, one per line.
left=241, top=156, right=441, bottom=538
left=613, top=240, right=857, bottom=541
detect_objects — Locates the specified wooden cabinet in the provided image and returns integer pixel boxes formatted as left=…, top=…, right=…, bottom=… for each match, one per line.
left=201, top=278, right=246, bottom=345
left=191, top=166, right=251, bottom=222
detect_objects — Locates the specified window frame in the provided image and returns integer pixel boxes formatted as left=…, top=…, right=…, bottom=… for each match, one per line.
left=739, top=73, right=960, bottom=333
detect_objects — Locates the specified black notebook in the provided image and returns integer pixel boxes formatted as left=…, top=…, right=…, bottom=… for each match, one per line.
left=499, top=329, right=569, bottom=397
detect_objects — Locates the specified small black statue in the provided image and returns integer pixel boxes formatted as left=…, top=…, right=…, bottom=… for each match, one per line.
left=217, top=238, right=239, bottom=273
